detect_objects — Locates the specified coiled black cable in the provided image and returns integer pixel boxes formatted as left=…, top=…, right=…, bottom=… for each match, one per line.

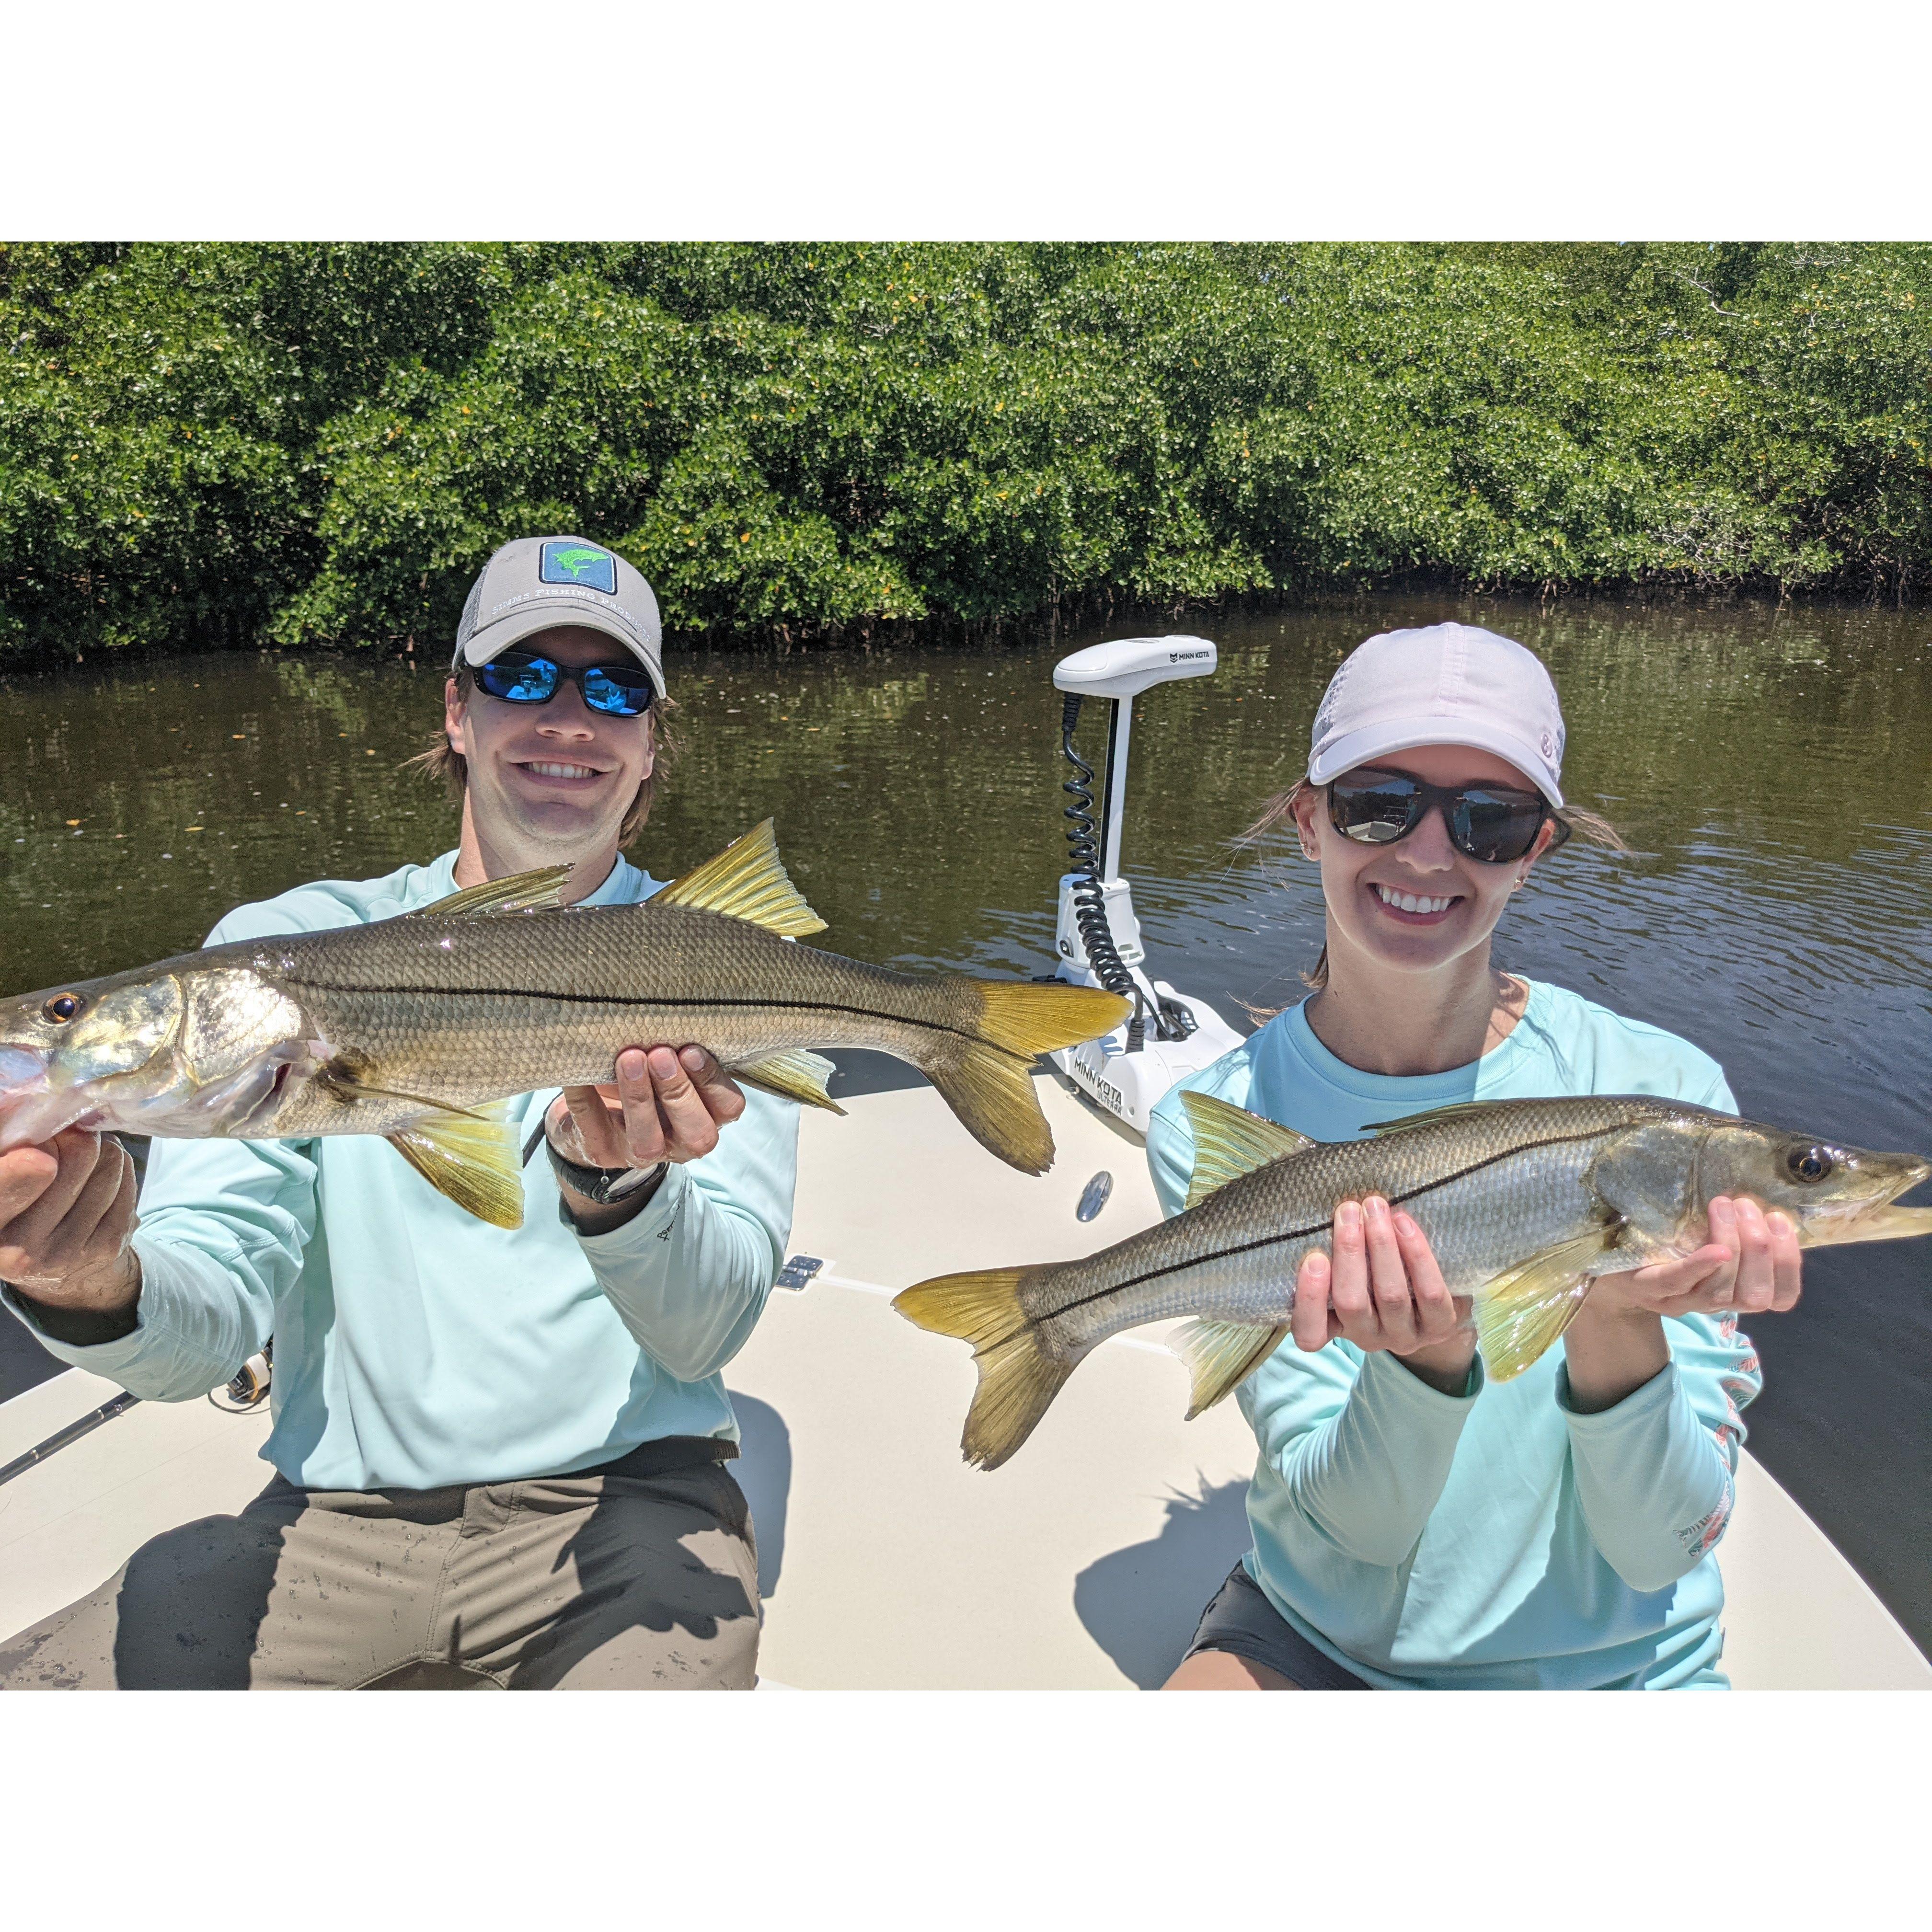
left=1062, top=693, right=1145, bottom=1052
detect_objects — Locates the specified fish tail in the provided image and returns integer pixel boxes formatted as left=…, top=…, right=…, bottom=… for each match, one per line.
left=892, top=1265, right=1072, bottom=1469
left=921, top=980, right=1130, bottom=1174
left=970, top=979, right=1133, bottom=1062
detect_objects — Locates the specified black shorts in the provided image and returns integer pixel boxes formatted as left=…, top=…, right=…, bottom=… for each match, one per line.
left=1182, top=1564, right=1373, bottom=1690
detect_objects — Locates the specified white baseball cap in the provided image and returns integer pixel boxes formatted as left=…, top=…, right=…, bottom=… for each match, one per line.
left=1307, top=622, right=1566, bottom=807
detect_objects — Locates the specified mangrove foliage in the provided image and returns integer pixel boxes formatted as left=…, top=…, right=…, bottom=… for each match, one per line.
left=3, top=242, right=1931, bottom=661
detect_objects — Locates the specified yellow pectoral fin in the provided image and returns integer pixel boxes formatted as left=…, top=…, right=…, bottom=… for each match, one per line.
left=323, top=1067, right=490, bottom=1116
left=387, top=1104, right=526, bottom=1230
left=654, top=819, right=827, bottom=937
left=736, top=1048, right=846, bottom=1114
left=1180, top=1092, right=1315, bottom=1209
left=1472, top=1230, right=1614, bottom=1381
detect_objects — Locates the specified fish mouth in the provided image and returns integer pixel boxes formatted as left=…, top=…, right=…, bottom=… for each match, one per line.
left=1366, top=880, right=1464, bottom=926
left=0, top=1080, right=106, bottom=1153
left=0, top=1047, right=51, bottom=1150
left=1802, top=1156, right=1932, bottom=1239
left=1883, top=1154, right=1932, bottom=1201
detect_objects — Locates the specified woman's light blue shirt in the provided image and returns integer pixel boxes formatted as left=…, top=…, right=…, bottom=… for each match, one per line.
left=1146, top=980, right=1762, bottom=1690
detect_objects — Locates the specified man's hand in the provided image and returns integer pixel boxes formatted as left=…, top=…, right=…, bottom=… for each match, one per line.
left=547, top=1045, right=746, bottom=1175
left=0, top=1129, right=142, bottom=1321
left=1290, top=1196, right=1477, bottom=1396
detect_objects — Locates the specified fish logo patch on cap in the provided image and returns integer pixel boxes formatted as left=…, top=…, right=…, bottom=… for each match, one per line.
left=539, top=540, right=617, bottom=594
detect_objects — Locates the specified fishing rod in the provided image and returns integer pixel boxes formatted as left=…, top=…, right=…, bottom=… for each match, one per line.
left=0, top=1345, right=272, bottom=1489
left=0, top=1391, right=141, bottom=1487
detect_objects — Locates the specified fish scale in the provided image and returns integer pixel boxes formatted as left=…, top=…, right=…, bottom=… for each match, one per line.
left=250, top=902, right=994, bottom=1136
left=1024, top=1099, right=1647, bottom=1359
left=0, top=822, right=1133, bottom=1223
left=895, top=1091, right=1932, bottom=1469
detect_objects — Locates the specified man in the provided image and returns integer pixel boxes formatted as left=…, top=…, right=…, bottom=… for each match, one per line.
left=0, top=536, right=789, bottom=1689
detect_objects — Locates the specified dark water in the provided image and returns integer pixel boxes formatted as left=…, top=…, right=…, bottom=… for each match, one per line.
left=3, top=597, right=1929, bottom=1651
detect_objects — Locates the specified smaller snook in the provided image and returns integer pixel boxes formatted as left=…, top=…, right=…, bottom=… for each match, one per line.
left=894, top=1091, right=1932, bottom=1470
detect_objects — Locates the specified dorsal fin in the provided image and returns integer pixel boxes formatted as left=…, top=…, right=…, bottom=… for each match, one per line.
left=652, top=819, right=827, bottom=937
left=1181, top=1091, right=1316, bottom=1209
left=1362, top=1098, right=1517, bottom=1138
left=428, top=866, right=574, bottom=919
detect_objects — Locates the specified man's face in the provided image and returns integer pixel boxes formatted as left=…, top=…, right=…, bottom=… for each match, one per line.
left=445, top=625, right=655, bottom=866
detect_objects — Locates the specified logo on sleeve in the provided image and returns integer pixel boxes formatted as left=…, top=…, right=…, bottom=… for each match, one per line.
left=540, top=541, right=618, bottom=594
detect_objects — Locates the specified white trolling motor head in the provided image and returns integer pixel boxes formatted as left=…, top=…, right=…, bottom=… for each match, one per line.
left=1052, top=634, right=1219, bottom=702
left=1047, top=636, right=1245, bottom=1136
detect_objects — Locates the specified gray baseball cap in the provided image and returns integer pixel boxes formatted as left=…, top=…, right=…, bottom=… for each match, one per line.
left=452, top=536, right=666, bottom=699
left=1307, top=622, right=1566, bottom=807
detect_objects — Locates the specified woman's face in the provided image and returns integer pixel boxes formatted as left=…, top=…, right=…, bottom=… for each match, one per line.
left=1291, top=743, right=1557, bottom=980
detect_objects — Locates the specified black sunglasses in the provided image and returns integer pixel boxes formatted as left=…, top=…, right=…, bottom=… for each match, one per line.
left=1327, top=766, right=1568, bottom=865
left=473, top=650, right=656, bottom=719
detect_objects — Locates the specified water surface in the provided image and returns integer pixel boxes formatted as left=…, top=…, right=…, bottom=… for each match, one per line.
left=3, top=596, right=1928, bottom=1649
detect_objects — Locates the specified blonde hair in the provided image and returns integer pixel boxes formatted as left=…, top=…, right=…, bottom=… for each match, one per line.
left=1241, top=777, right=1628, bottom=1006
left=408, top=665, right=677, bottom=847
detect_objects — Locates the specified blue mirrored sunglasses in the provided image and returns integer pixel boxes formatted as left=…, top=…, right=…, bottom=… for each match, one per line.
left=473, top=650, right=656, bottom=718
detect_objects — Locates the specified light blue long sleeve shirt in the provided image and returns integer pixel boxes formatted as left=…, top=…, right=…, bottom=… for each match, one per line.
left=1147, top=981, right=1762, bottom=1690
left=4, top=851, right=798, bottom=1492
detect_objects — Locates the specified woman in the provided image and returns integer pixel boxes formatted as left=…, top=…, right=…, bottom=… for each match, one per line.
left=1149, top=622, right=1799, bottom=1690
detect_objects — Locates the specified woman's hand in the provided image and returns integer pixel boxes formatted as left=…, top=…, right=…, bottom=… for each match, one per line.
left=1594, top=1196, right=1803, bottom=1322
left=1291, top=1196, right=1476, bottom=1395
left=547, top=1045, right=746, bottom=1173
left=1564, top=1196, right=1800, bottom=1413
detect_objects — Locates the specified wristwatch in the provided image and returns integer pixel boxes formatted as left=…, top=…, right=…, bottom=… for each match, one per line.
left=543, top=1139, right=668, bottom=1208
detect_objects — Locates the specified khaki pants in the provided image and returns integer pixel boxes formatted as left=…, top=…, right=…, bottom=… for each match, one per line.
left=0, top=1462, right=759, bottom=1690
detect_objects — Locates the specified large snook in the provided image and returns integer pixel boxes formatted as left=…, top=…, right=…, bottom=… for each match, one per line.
left=0, top=821, right=1129, bottom=1228
left=894, top=1091, right=1932, bottom=1469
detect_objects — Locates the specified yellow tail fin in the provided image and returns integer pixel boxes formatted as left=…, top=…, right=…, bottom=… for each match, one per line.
left=923, top=980, right=1131, bottom=1175
left=893, top=1265, right=1070, bottom=1470
left=924, top=1041, right=1058, bottom=1175
left=973, top=981, right=1132, bottom=1060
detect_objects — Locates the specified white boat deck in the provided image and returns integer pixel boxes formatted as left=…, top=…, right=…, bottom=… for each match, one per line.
left=1, top=1070, right=1926, bottom=1689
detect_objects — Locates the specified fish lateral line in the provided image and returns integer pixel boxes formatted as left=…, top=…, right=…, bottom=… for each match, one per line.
left=1040, top=1124, right=1620, bottom=1322
left=1043, top=1220, right=1332, bottom=1322
left=269, top=979, right=1040, bottom=1051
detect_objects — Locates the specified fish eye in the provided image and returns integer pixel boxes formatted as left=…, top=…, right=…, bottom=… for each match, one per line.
left=42, top=992, right=86, bottom=1025
left=1786, top=1145, right=1836, bottom=1184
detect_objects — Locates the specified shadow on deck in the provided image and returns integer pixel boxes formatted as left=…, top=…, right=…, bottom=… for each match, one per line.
left=1072, top=1475, right=1252, bottom=1688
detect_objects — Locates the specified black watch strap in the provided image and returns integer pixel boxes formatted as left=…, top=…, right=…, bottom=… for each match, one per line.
left=543, top=1138, right=667, bottom=1207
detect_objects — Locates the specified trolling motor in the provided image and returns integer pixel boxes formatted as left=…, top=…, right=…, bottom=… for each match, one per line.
left=1048, top=636, right=1246, bottom=1133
